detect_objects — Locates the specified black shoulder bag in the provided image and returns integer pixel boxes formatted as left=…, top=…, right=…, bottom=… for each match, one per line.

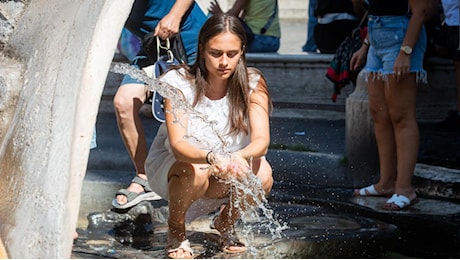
left=143, top=32, right=188, bottom=65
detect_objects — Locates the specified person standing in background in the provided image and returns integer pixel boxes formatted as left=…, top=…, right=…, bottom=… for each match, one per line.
left=302, top=0, right=318, bottom=53
left=112, top=0, right=207, bottom=209
left=350, top=0, right=429, bottom=210
left=436, top=0, right=460, bottom=130
left=208, top=0, right=281, bottom=53
left=313, top=0, right=364, bottom=54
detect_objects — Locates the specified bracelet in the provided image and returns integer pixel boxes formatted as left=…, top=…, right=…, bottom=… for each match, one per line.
left=206, top=151, right=213, bottom=165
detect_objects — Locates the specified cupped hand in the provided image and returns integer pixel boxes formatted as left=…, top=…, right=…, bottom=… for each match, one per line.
left=211, top=152, right=251, bottom=180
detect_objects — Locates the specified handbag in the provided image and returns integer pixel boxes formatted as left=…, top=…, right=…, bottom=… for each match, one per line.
left=142, top=36, right=184, bottom=122
left=143, top=32, right=188, bottom=64
left=326, top=11, right=368, bottom=102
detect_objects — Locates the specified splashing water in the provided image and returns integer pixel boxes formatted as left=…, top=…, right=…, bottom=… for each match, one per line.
left=109, top=62, right=288, bottom=255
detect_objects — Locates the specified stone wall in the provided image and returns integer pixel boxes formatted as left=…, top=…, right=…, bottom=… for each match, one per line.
left=0, top=0, right=133, bottom=258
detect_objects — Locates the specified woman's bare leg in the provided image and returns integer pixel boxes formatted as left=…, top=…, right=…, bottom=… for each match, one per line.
left=167, top=162, right=214, bottom=258
left=367, top=76, right=397, bottom=194
left=386, top=74, right=419, bottom=199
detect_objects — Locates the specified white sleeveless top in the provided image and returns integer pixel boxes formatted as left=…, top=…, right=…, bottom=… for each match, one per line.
left=145, top=68, right=261, bottom=201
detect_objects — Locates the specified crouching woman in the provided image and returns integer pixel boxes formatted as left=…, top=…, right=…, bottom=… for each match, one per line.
left=145, top=14, right=274, bottom=259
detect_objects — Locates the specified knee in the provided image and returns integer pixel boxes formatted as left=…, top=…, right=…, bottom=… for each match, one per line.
left=169, top=162, right=209, bottom=187
left=388, top=109, right=414, bottom=128
left=256, top=160, right=273, bottom=195
left=369, top=106, right=391, bottom=125
left=113, top=90, right=132, bottom=115
left=262, top=170, right=273, bottom=195
left=113, top=84, right=145, bottom=114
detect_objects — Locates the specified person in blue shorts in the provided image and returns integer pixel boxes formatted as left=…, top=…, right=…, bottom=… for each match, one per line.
left=112, top=0, right=207, bottom=209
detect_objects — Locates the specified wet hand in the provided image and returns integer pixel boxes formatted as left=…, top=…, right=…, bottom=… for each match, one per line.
left=227, top=152, right=251, bottom=179
left=211, top=152, right=250, bottom=180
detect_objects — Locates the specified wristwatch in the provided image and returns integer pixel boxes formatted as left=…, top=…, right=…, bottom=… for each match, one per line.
left=363, top=38, right=370, bottom=47
left=400, top=45, right=413, bottom=55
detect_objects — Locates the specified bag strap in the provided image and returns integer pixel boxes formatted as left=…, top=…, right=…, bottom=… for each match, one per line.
left=358, top=10, right=368, bottom=28
left=156, top=36, right=175, bottom=62
left=260, top=0, right=278, bottom=34
left=351, top=10, right=368, bottom=36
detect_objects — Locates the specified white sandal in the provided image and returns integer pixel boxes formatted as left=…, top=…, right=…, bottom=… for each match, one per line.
left=353, top=184, right=392, bottom=197
left=166, top=239, right=193, bottom=259
left=383, top=194, right=418, bottom=211
left=354, top=184, right=379, bottom=196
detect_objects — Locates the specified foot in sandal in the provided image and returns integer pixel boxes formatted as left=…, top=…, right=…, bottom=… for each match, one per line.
left=166, top=238, right=193, bottom=259
left=353, top=184, right=393, bottom=197
left=112, top=175, right=161, bottom=209
left=166, top=220, right=194, bottom=259
left=218, top=228, right=246, bottom=254
left=213, top=214, right=246, bottom=253
left=383, top=193, right=418, bottom=211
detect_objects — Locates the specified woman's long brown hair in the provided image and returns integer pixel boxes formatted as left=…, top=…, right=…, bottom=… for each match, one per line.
left=179, top=14, right=272, bottom=135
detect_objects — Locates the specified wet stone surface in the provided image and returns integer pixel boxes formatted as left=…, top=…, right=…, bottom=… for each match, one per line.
left=73, top=182, right=460, bottom=259
left=72, top=198, right=400, bottom=259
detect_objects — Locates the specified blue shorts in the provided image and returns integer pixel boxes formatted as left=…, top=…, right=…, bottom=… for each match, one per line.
left=365, top=15, right=427, bottom=83
left=120, top=55, right=147, bottom=86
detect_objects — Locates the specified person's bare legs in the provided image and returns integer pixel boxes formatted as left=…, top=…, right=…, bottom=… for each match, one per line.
left=166, top=158, right=273, bottom=257
left=167, top=162, right=216, bottom=258
left=113, top=82, right=149, bottom=205
left=386, top=74, right=419, bottom=200
left=367, top=76, right=397, bottom=195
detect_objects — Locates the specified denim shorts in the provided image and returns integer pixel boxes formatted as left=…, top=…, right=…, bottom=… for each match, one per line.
left=365, top=15, right=427, bottom=83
